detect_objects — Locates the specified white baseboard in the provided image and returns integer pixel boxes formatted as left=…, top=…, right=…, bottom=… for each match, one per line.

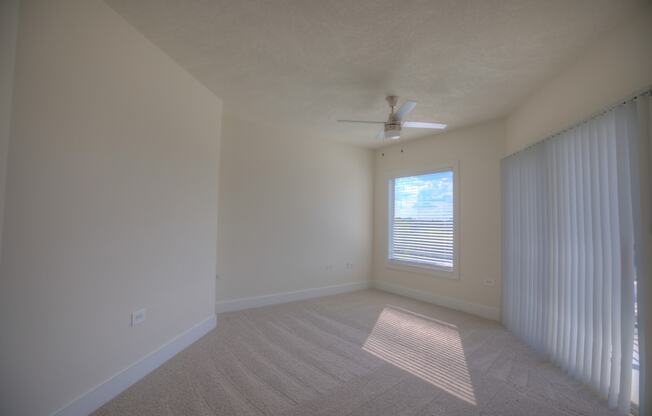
left=51, top=315, right=217, bottom=416
left=215, top=281, right=371, bottom=313
left=373, top=280, right=501, bottom=321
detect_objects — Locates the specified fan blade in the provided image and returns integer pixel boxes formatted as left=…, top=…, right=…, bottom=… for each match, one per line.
left=403, top=121, right=447, bottom=129
left=337, top=119, right=385, bottom=124
left=394, top=100, right=417, bottom=120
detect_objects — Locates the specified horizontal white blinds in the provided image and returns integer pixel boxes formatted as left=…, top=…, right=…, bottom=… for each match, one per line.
left=390, top=171, right=454, bottom=269
left=502, top=100, right=641, bottom=414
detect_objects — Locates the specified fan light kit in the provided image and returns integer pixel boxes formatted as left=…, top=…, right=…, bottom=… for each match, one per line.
left=338, top=95, right=447, bottom=140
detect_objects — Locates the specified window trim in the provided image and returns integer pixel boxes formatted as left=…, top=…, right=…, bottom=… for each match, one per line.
left=386, top=162, right=460, bottom=280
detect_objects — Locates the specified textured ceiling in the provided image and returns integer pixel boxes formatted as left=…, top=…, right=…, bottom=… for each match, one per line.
left=105, top=0, right=645, bottom=148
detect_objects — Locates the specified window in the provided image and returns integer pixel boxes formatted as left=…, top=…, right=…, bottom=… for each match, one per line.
left=388, top=169, right=457, bottom=276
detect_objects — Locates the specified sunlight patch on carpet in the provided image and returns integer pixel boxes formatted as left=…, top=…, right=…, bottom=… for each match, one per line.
left=363, top=306, right=476, bottom=405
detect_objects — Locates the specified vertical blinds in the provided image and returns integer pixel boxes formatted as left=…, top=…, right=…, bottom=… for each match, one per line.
left=390, top=170, right=454, bottom=269
left=502, top=98, right=645, bottom=414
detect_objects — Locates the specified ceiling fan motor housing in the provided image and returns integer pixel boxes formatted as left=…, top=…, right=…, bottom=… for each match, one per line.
left=384, top=121, right=401, bottom=139
left=385, top=96, right=402, bottom=139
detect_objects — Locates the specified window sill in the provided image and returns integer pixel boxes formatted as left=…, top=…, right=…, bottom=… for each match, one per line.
left=386, top=260, right=459, bottom=280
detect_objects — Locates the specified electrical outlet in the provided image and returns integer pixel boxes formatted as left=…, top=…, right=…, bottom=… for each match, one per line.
left=483, top=278, right=496, bottom=287
left=325, top=265, right=333, bottom=271
left=131, top=308, right=146, bottom=327
left=346, top=263, right=354, bottom=269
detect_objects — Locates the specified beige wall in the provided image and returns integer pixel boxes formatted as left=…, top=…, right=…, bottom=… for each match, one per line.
left=0, top=1, right=222, bottom=415
left=506, top=4, right=652, bottom=155
left=373, top=120, right=505, bottom=317
left=217, top=114, right=373, bottom=301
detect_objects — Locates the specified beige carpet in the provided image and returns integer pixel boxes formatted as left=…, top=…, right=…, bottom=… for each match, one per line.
left=94, top=289, right=621, bottom=416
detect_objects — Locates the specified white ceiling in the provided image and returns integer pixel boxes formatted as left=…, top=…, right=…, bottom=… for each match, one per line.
left=105, top=0, right=645, bottom=148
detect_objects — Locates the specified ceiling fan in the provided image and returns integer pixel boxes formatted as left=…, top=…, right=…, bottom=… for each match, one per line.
left=338, top=95, right=447, bottom=140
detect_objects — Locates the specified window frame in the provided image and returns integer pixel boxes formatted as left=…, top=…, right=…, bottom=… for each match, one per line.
left=386, top=162, right=460, bottom=280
